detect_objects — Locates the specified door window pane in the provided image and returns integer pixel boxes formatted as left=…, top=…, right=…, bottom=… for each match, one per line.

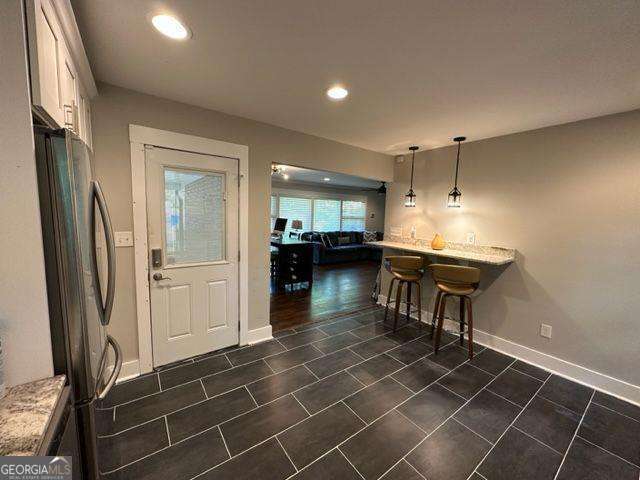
left=278, top=196, right=312, bottom=236
left=164, top=168, right=225, bottom=264
left=313, top=199, right=341, bottom=231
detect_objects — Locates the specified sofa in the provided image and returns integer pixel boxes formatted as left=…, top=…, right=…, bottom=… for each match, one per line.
left=300, top=230, right=383, bottom=265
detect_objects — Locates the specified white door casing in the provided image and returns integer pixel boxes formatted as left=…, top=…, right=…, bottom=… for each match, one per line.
left=130, top=125, right=249, bottom=376
left=145, top=146, right=239, bottom=367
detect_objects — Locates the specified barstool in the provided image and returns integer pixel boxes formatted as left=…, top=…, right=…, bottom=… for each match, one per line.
left=383, top=256, right=425, bottom=332
left=429, top=264, right=480, bottom=359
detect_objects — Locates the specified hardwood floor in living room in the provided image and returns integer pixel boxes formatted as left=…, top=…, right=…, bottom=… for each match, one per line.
left=270, top=260, right=380, bottom=332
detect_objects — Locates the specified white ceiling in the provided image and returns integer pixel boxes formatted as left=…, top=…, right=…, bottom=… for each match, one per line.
left=72, top=0, right=640, bottom=154
left=272, top=165, right=382, bottom=189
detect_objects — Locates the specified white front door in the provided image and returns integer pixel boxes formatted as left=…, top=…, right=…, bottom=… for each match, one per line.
left=146, top=145, right=239, bottom=367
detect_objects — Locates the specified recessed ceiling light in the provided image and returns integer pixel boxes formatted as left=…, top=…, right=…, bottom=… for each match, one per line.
left=282, top=173, right=290, bottom=180
left=323, top=177, right=331, bottom=181
left=326, top=86, right=348, bottom=100
left=152, top=14, right=190, bottom=40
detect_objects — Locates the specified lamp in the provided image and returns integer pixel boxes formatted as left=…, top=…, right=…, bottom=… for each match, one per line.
left=290, top=219, right=303, bottom=238
left=447, top=136, right=466, bottom=208
left=405, top=146, right=418, bottom=207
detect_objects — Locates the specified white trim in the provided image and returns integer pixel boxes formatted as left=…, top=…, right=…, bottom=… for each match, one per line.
left=129, top=125, right=250, bottom=375
left=246, top=325, right=273, bottom=345
left=115, top=360, right=141, bottom=384
left=51, top=0, right=98, bottom=97
left=377, top=294, right=640, bottom=406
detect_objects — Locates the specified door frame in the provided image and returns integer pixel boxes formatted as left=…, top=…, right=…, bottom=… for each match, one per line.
left=129, top=125, right=249, bottom=375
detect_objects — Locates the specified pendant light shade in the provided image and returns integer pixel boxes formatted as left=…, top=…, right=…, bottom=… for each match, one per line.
left=405, top=146, right=419, bottom=207
left=377, top=182, right=387, bottom=195
left=447, top=137, right=466, bottom=208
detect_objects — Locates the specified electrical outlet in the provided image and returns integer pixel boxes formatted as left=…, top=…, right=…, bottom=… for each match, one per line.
left=466, top=232, right=476, bottom=244
left=540, top=324, right=552, bottom=339
left=114, top=231, right=134, bottom=247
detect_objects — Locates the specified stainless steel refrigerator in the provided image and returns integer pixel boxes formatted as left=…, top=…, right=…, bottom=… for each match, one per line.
left=35, top=126, right=122, bottom=479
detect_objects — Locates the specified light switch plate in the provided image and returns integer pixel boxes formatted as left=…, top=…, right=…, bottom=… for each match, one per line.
left=114, top=231, right=134, bottom=247
left=466, top=232, right=476, bottom=244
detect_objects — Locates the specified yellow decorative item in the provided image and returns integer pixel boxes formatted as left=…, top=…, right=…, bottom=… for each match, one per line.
left=431, top=233, right=446, bottom=250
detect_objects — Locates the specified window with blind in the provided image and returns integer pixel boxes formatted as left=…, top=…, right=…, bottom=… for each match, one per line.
left=341, top=200, right=366, bottom=231
left=278, top=196, right=312, bottom=235
left=271, top=193, right=367, bottom=233
left=313, top=199, right=341, bottom=231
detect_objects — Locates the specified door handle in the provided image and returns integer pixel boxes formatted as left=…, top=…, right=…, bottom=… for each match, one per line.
left=90, top=180, right=116, bottom=326
left=153, top=273, right=172, bottom=281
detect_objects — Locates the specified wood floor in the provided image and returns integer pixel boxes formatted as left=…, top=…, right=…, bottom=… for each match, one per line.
left=270, top=260, right=380, bottom=332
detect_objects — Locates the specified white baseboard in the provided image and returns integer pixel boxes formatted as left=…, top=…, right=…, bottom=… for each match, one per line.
left=113, top=326, right=273, bottom=385
left=246, top=324, right=273, bottom=345
left=377, top=294, right=640, bottom=406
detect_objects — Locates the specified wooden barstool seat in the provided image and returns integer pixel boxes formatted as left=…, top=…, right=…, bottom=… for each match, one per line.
left=383, top=256, right=425, bottom=332
left=429, top=264, right=480, bottom=359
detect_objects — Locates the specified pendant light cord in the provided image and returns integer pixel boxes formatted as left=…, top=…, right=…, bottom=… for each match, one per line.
left=454, top=140, right=461, bottom=188
left=410, top=150, right=415, bottom=190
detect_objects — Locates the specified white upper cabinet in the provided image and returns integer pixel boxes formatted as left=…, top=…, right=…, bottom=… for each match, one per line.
left=27, top=0, right=65, bottom=127
left=25, top=0, right=97, bottom=147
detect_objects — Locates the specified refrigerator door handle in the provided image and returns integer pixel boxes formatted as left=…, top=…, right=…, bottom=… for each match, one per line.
left=95, top=335, right=122, bottom=400
left=90, top=180, right=116, bottom=326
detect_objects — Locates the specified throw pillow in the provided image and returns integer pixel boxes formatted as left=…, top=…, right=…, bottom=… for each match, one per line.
left=363, top=230, right=377, bottom=242
left=338, top=236, right=351, bottom=245
left=321, top=233, right=333, bottom=248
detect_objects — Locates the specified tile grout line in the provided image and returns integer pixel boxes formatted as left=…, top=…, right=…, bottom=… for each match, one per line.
left=275, top=436, right=299, bottom=473
left=218, top=425, right=232, bottom=459
left=200, top=378, right=208, bottom=399
left=164, top=416, right=171, bottom=446
left=511, top=425, right=562, bottom=456
left=589, top=401, right=640, bottom=424
left=552, top=390, right=596, bottom=480
left=575, top=434, right=640, bottom=470
left=244, top=385, right=259, bottom=408
left=434, top=381, right=470, bottom=402
left=536, top=391, right=583, bottom=415
left=405, top=459, right=429, bottom=480
left=451, top=417, right=495, bottom=446
left=291, top=392, right=312, bottom=417
left=483, top=387, right=525, bottom=409
left=466, top=372, right=552, bottom=480
left=341, top=400, right=367, bottom=425
left=337, top=446, right=367, bottom=480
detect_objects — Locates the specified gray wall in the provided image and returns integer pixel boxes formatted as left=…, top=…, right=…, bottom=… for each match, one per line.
left=0, top=0, right=53, bottom=387
left=383, top=110, right=640, bottom=387
left=90, top=83, right=393, bottom=363
left=271, top=180, right=386, bottom=232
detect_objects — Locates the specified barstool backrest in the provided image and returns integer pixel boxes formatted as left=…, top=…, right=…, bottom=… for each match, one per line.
left=385, top=255, right=425, bottom=273
left=430, top=264, right=480, bottom=285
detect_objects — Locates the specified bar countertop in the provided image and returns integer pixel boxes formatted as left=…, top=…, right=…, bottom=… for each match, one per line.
left=0, top=375, right=66, bottom=456
left=367, top=239, right=516, bottom=265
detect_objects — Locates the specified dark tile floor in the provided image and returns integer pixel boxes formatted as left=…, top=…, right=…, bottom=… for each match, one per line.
left=96, top=308, right=640, bottom=480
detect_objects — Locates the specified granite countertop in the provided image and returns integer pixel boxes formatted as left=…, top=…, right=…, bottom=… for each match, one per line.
left=0, top=375, right=66, bottom=456
left=368, top=238, right=516, bottom=265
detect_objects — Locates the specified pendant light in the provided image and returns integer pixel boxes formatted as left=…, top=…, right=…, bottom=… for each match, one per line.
left=447, top=136, right=466, bottom=208
left=377, top=182, right=387, bottom=195
left=405, top=146, right=418, bottom=207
